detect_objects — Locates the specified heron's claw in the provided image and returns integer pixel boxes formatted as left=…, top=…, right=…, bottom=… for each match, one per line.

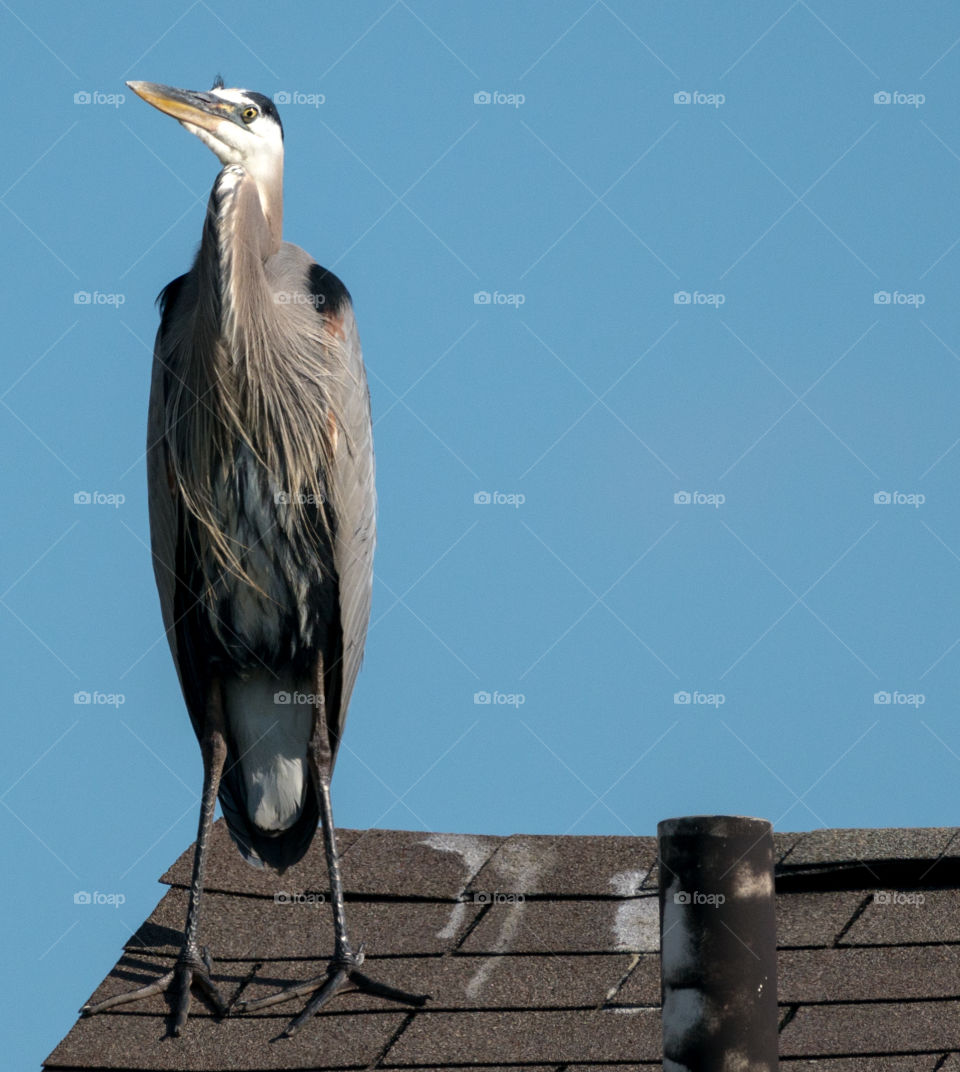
left=80, top=945, right=228, bottom=1036
left=238, top=946, right=427, bottom=1038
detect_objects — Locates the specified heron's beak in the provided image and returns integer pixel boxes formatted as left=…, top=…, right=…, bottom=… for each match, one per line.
left=126, top=81, right=232, bottom=132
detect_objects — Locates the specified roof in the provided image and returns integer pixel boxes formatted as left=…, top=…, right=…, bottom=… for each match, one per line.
left=44, top=820, right=960, bottom=1070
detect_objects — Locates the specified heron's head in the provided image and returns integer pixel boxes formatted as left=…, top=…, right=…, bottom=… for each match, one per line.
left=127, top=78, right=284, bottom=192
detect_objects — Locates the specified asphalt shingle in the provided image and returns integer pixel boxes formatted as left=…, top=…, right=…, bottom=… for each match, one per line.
left=466, top=833, right=657, bottom=897
left=779, top=945, right=960, bottom=1001
left=780, top=1000, right=960, bottom=1055
left=128, top=886, right=472, bottom=958
left=46, top=824, right=960, bottom=1070
left=840, top=887, right=960, bottom=945
left=459, top=895, right=660, bottom=954
left=161, top=821, right=501, bottom=900
left=387, top=1008, right=662, bottom=1064
left=44, top=1008, right=408, bottom=1070
left=781, top=827, right=958, bottom=868
left=776, top=889, right=867, bottom=947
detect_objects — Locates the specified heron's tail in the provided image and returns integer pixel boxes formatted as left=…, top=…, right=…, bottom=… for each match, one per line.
left=218, top=672, right=318, bottom=872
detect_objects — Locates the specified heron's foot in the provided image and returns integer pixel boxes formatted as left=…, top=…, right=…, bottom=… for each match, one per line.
left=238, top=944, right=428, bottom=1038
left=80, top=945, right=228, bottom=1036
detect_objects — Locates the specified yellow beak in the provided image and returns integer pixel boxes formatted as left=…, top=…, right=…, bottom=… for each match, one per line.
left=126, top=81, right=233, bottom=132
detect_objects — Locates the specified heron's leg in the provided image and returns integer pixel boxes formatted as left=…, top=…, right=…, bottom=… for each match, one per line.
left=81, top=677, right=229, bottom=1035
left=310, top=673, right=357, bottom=967
left=238, top=654, right=427, bottom=1037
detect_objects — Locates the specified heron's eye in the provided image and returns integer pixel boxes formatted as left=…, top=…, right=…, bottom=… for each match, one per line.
left=241, top=106, right=258, bottom=123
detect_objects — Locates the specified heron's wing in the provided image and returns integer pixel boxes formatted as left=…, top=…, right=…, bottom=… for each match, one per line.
left=332, top=315, right=376, bottom=745
left=308, top=265, right=376, bottom=764
left=146, top=275, right=188, bottom=698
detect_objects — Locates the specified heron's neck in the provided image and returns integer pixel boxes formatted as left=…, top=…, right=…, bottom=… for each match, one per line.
left=251, top=158, right=283, bottom=254
left=200, top=165, right=282, bottom=351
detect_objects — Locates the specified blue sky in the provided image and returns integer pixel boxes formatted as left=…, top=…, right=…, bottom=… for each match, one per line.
left=4, top=1, right=960, bottom=1064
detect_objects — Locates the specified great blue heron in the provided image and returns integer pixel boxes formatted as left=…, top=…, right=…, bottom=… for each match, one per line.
left=82, top=79, right=425, bottom=1036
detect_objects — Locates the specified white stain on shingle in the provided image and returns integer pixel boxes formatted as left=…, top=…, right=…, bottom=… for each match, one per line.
left=464, top=839, right=551, bottom=1000
left=612, top=896, right=660, bottom=952
left=420, top=834, right=498, bottom=940
left=609, top=869, right=648, bottom=897
left=421, top=833, right=495, bottom=883
left=610, top=870, right=658, bottom=952
left=436, top=901, right=470, bottom=941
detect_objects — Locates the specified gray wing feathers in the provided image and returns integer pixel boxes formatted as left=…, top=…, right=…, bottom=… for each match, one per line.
left=146, top=341, right=182, bottom=682
left=329, top=314, right=376, bottom=757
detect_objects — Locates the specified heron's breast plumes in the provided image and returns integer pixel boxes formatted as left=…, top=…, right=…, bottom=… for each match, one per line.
left=161, top=231, right=354, bottom=669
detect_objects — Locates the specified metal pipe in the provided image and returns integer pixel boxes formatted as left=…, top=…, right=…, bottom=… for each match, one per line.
left=657, top=815, right=779, bottom=1071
